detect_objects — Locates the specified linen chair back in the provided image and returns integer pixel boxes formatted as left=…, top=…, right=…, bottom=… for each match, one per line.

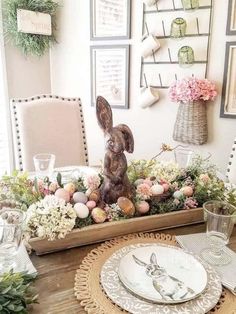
left=10, top=95, right=88, bottom=171
left=226, top=138, right=236, bottom=184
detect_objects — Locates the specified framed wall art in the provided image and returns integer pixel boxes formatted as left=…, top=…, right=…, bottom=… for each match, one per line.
left=90, top=45, right=130, bottom=109
left=220, top=42, right=236, bottom=118
left=90, top=0, right=131, bottom=40
left=226, top=0, right=236, bottom=35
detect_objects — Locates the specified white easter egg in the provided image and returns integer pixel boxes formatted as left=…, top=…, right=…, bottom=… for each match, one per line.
left=150, top=184, right=164, bottom=196
left=173, top=190, right=184, bottom=199
left=74, top=203, right=89, bottom=219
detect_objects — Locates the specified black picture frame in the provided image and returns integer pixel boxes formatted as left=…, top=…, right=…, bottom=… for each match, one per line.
left=90, top=45, right=130, bottom=109
left=220, top=41, right=236, bottom=119
left=90, top=0, right=131, bottom=40
left=226, top=0, right=236, bottom=35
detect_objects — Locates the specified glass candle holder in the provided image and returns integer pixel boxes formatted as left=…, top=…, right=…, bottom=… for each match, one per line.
left=170, top=18, right=187, bottom=39
left=178, top=46, right=194, bottom=67
left=33, top=153, right=56, bottom=179
left=181, top=0, right=199, bottom=11
left=174, top=147, right=194, bottom=168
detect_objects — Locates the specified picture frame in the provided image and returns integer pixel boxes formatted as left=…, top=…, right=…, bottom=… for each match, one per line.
left=226, top=0, right=236, bottom=35
left=90, top=0, right=131, bottom=40
left=220, top=42, right=236, bottom=119
left=90, top=45, right=130, bottom=109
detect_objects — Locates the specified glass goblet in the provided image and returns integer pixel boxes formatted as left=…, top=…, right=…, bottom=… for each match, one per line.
left=0, top=208, right=24, bottom=273
left=201, top=201, right=236, bottom=266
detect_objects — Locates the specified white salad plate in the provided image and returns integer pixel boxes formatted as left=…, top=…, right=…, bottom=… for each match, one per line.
left=118, top=244, right=208, bottom=304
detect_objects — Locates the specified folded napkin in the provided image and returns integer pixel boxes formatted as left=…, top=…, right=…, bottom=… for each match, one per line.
left=14, top=244, right=37, bottom=274
left=176, top=233, right=236, bottom=295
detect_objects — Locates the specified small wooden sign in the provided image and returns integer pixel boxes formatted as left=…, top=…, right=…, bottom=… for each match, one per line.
left=17, top=9, right=52, bottom=36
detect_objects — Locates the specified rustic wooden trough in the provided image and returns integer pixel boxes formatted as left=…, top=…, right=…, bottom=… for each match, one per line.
left=29, top=207, right=204, bottom=255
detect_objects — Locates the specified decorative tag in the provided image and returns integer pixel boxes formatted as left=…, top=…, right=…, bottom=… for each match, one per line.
left=17, top=9, right=52, bottom=36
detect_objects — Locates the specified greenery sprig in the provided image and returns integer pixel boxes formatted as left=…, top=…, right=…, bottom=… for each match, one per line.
left=0, top=271, right=37, bottom=314
left=4, top=0, right=59, bottom=56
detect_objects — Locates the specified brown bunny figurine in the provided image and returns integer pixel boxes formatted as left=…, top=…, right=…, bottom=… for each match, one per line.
left=96, top=96, right=134, bottom=204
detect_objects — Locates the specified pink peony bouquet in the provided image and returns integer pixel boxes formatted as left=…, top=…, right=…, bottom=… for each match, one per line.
left=169, top=77, right=217, bottom=103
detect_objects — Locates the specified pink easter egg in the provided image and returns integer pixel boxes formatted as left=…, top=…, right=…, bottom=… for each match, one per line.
left=55, top=188, right=70, bottom=202
left=143, top=179, right=153, bottom=187
left=136, top=201, right=150, bottom=214
left=162, top=183, right=169, bottom=192
left=86, top=200, right=96, bottom=211
left=181, top=186, right=194, bottom=197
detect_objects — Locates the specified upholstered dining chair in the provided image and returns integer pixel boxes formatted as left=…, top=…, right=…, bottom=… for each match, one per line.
left=226, top=138, right=236, bottom=185
left=10, top=95, right=89, bottom=171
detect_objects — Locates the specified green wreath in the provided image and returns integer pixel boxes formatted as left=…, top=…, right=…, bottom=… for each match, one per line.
left=4, top=0, right=59, bottom=57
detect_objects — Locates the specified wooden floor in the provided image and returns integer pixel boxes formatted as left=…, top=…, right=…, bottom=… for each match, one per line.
left=30, top=223, right=236, bottom=314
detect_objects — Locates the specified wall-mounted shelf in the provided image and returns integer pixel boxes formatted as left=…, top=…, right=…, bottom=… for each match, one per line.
left=140, top=0, right=213, bottom=89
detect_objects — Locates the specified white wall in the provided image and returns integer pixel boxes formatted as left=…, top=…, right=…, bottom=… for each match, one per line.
left=50, top=0, right=236, bottom=172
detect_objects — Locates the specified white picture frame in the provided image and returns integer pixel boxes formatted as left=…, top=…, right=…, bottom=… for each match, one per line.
left=90, top=0, right=131, bottom=40
left=90, top=45, right=130, bottom=109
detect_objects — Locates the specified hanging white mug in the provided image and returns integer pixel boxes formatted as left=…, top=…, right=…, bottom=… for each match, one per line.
left=143, top=0, right=158, bottom=6
left=140, top=86, right=160, bottom=109
left=141, top=34, right=161, bottom=58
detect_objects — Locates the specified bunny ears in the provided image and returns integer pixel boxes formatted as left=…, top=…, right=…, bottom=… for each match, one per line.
left=96, top=96, right=134, bottom=153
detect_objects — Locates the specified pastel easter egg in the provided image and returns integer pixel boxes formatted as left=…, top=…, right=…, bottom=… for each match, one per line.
left=74, top=203, right=89, bottom=219
left=150, top=184, right=164, bottom=196
left=73, top=192, right=88, bottom=204
left=89, top=189, right=100, bottom=202
left=91, top=207, right=107, bottom=223
left=143, top=179, right=153, bottom=187
left=64, top=183, right=76, bottom=196
left=173, top=190, right=183, bottom=199
left=49, top=182, right=58, bottom=193
left=55, top=188, right=70, bottom=202
left=199, top=174, right=210, bottom=183
left=136, top=201, right=150, bottom=214
left=134, top=179, right=144, bottom=187
left=86, top=200, right=96, bottom=211
left=181, top=186, right=194, bottom=197
left=162, top=183, right=169, bottom=192
left=117, top=197, right=135, bottom=217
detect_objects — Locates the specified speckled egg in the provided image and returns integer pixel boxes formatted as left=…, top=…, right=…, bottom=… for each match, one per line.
left=55, top=188, right=70, bottom=202
left=136, top=201, right=150, bottom=214
left=173, top=190, right=184, bottom=199
left=91, top=207, right=107, bottom=223
left=117, top=197, right=135, bottom=217
left=86, top=200, right=96, bottom=211
left=64, top=183, right=76, bottom=196
left=134, top=179, right=144, bottom=187
left=150, top=184, right=164, bottom=196
left=181, top=186, right=194, bottom=197
left=74, top=203, right=89, bottom=219
left=89, top=189, right=101, bottom=203
left=73, top=192, right=88, bottom=204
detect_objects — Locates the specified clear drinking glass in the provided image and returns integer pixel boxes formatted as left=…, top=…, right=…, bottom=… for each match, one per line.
left=170, top=18, right=187, bottom=40
left=201, top=201, right=236, bottom=266
left=181, top=0, right=199, bottom=11
left=174, top=148, right=194, bottom=168
left=33, top=153, right=55, bottom=178
left=0, top=208, right=24, bottom=273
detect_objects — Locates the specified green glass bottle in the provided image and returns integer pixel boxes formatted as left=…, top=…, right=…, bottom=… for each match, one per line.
left=170, top=18, right=187, bottom=39
left=178, top=46, right=194, bottom=67
left=181, top=0, right=199, bottom=10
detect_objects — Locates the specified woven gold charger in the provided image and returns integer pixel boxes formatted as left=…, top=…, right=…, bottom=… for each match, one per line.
left=74, top=233, right=235, bottom=314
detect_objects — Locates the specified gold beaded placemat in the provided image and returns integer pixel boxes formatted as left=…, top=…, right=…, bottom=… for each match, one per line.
left=74, top=233, right=235, bottom=314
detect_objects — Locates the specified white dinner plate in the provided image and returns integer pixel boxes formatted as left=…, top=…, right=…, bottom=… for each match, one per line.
left=118, top=244, right=208, bottom=304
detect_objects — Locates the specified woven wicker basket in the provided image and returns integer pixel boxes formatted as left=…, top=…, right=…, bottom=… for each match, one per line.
left=173, top=101, right=207, bottom=145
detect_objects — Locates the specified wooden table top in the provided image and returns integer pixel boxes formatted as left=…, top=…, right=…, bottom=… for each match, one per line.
left=30, top=223, right=236, bottom=314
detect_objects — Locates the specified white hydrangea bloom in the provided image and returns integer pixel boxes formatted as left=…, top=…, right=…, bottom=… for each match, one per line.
left=151, top=161, right=181, bottom=182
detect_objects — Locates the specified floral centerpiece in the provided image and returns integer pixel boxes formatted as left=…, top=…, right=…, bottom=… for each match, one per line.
left=169, top=77, right=217, bottom=145
left=0, top=153, right=235, bottom=246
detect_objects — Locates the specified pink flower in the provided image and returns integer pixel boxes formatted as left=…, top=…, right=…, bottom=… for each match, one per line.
left=83, top=174, right=100, bottom=191
left=184, top=197, right=198, bottom=209
left=169, top=77, right=217, bottom=103
left=136, top=183, right=152, bottom=200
